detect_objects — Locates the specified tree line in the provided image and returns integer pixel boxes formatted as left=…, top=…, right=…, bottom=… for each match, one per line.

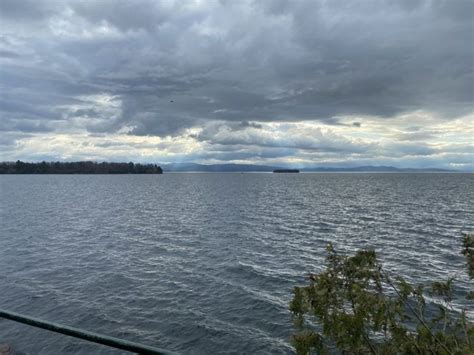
left=0, top=161, right=163, bottom=174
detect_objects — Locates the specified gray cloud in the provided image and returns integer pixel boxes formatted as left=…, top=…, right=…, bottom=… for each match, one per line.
left=395, top=131, right=437, bottom=141
left=0, top=0, right=58, bottom=22
left=0, top=0, right=472, bottom=167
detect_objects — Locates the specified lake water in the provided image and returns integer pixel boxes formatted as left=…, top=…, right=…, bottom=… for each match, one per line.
left=0, top=173, right=473, bottom=354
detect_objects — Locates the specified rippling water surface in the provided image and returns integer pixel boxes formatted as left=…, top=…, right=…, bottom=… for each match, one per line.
left=0, top=173, right=473, bottom=354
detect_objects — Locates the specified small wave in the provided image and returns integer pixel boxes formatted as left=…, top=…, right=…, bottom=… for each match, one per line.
left=231, top=261, right=300, bottom=281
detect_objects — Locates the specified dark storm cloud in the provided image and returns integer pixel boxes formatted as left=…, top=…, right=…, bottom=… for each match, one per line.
left=0, top=0, right=472, bottom=166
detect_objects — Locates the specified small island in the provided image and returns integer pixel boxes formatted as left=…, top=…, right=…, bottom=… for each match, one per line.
left=0, top=161, right=163, bottom=174
left=273, top=169, right=300, bottom=173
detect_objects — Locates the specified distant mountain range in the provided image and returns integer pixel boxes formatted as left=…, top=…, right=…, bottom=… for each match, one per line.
left=161, top=163, right=275, bottom=172
left=161, top=163, right=456, bottom=172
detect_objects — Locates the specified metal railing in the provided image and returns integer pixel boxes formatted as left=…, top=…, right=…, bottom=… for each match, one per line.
left=0, top=309, right=177, bottom=354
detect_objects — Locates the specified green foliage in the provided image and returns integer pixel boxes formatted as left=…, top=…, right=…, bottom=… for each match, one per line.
left=290, top=241, right=473, bottom=354
left=462, top=233, right=474, bottom=279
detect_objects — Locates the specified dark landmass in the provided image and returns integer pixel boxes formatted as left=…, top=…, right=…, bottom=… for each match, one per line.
left=0, top=161, right=163, bottom=174
left=273, top=169, right=300, bottom=173
left=161, top=163, right=456, bottom=173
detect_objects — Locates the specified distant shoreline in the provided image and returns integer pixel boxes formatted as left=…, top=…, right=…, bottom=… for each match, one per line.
left=0, top=161, right=163, bottom=174
left=2, top=171, right=468, bottom=175
left=160, top=171, right=468, bottom=174
left=160, top=163, right=460, bottom=173
left=0, top=161, right=467, bottom=174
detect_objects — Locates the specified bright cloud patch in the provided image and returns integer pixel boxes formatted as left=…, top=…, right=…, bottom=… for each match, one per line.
left=2, top=113, right=472, bottom=170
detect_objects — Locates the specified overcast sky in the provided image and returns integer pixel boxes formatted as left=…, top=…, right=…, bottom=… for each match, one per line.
left=0, top=0, right=472, bottom=169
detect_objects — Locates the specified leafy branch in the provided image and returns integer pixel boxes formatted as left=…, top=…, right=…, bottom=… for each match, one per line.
left=290, top=235, right=474, bottom=354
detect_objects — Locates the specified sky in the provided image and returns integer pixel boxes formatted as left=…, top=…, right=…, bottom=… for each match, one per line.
left=0, top=0, right=473, bottom=169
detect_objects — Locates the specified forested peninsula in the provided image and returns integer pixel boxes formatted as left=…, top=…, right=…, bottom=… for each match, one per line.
left=0, top=161, right=163, bottom=174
